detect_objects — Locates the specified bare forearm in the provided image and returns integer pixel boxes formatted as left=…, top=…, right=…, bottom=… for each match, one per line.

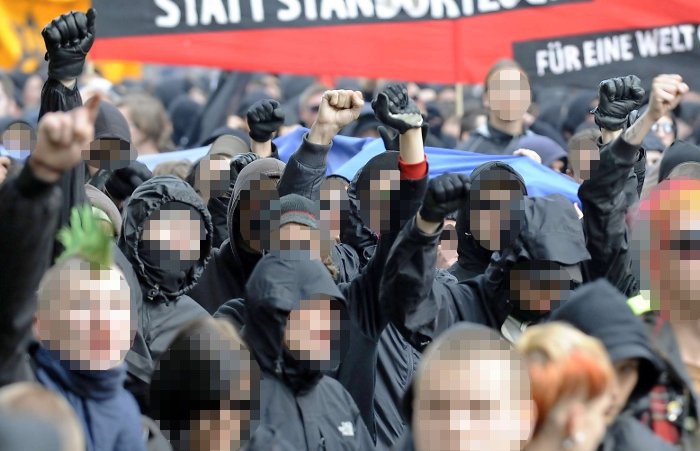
left=251, top=140, right=272, bottom=158
left=399, top=128, right=424, bottom=164
left=622, top=112, right=655, bottom=146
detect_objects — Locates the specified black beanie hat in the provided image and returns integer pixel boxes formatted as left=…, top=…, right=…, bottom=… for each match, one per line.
left=279, top=193, right=318, bottom=229
left=658, top=140, right=700, bottom=183
left=549, top=279, right=663, bottom=401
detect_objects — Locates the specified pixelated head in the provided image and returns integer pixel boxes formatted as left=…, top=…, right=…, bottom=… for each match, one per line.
left=38, top=207, right=135, bottom=371
left=82, top=101, right=136, bottom=171
left=151, top=317, right=260, bottom=451
left=483, top=60, right=531, bottom=122
left=516, top=322, right=615, bottom=451
left=228, top=158, right=285, bottom=255
left=193, top=154, right=232, bottom=201
left=2, top=120, right=35, bottom=160
left=207, top=134, right=249, bottom=162
left=119, top=176, right=213, bottom=299
left=467, top=164, right=526, bottom=252
left=353, top=151, right=401, bottom=235
left=270, top=193, right=322, bottom=262
left=244, top=256, right=349, bottom=388
left=509, top=260, right=580, bottom=318
left=438, top=213, right=459, bottom=269
left=319, top=177, right=351, bottom=244
left=0, top=383, right=85, bottom=451
left=634, top=179, right=700, bottom=321
left=567, top=128, right=601, bottom=184
left=412, top=324, right=533, bottom=451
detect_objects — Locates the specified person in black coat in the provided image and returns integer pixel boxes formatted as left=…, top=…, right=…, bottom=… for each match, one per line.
left=243, top=255, right=375, bottom=450
left=549, top=279, right=674, bottom=451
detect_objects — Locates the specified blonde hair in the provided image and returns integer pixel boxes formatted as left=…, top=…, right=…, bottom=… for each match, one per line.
left=516, top=322, right=614, bottom=434
left=0, top=383, right=85, bottom=451
left=118, top=93, right=174, bottom=151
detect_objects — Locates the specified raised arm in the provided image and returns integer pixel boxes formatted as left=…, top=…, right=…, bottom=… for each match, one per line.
left=277, top=90, right=364, bottom=200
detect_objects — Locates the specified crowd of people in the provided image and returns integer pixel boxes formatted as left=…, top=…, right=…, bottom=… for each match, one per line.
left=1, top=7, right=700, bottom=451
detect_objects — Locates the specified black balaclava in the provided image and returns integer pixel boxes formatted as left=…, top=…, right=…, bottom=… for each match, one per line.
left=658, top=140, right=700, bottom=182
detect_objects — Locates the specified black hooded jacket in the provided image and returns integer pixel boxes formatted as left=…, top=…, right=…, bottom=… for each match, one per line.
left=448, top=161, right=528, bottom=282
left=119, top=176, right=212, bottom=392
left=548, top=279, right=672, bottom=451
left=244, top=255, right=374, bottom=450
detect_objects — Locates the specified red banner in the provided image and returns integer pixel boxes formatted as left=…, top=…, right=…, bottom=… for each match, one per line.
left=90, top=0, right=700, bottom=86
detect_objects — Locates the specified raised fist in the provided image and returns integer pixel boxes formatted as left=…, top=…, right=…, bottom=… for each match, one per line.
left=419, top=173, right=470, bottom=224
left=647, top=74, right=689, bottom=122
left=247, top=99, right=285, bottom=143
left=42, top=8, right=97, bottom=80
left=372, top=83, right=423, bottom=134
left=315, top=90, right=365, bottom=133
left=592, top=75, right=645, bottom=131
left=30, top=95, right=101, bottom=183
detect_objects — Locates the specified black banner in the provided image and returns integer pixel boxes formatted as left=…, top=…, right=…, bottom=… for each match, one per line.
left=93, top=0, right=588, bottom=38
left=514, top=23, right=700, bottom=88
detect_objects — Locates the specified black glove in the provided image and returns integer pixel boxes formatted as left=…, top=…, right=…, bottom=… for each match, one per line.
left=247, top=99, right=285, bottom=143
left=105, top=161, right=152, bottom=205
left=591, top=75, right=645, bottom=131
left=229, top=152, right=260, bottom=188
left=42, top=8, right=97, bottom=80
left=372, top=83, right=423, bottom=134
left=419, top=173, right=470, bottom=224
left=377, top=123, right=429, bottom=151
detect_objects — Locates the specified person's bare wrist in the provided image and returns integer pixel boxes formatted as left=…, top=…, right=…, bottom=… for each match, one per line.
left=308, top=123, right=339, bottom=146
left=416, top=212, right=442, bottom=235
left=28, top=157, right=63, bottom=183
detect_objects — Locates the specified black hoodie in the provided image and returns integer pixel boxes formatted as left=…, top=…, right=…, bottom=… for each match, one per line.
left=118, top=176, right=212, bottom=393
left=449, top=161, right=528, bottom=282
left=549, top=279, right=673, bottom=451
left=244, top=255, right=374, bottom=450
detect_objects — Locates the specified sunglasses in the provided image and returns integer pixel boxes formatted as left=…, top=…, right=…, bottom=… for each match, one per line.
left=651, top=123, right=675, bottom=135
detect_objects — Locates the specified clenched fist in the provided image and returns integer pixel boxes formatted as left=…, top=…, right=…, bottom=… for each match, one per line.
left=247, top=99, right=285, bottom=143
left=30, top=95, right=101, bottom=183
left=42, top=8, right=97, bottom=80
left=648, top=74, right=689, bottom=122
left=308, top=90, right=364, bottom=145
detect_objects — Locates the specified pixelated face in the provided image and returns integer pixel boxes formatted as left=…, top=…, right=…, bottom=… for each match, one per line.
left=83, top=138, right=136, bottom=171
left=2, top=122, right=36, bottom=159
left=509, top=261, right=574, bottom=312
left=653, top=211, right=700, bottom=319
left=285, top=298, right=341, bottom=363
left=414, top=348, right=532, bottom=451
left=270, top=222, right=322, bottom=260
left=238, top=177, right=280, bottom=252
left=438, top=219, right=458, bottom=269
left=189, top=408, right=248, bottom=451
left=469, top=176, right=524, bottom=252
left=606, top=358, right=640, bottom=424
left=320, top=178, right=350, bottom=243
left=142, top=208, right=204, bottom=265
left=487, top=69, right=531, bottom=122
left=38, top=259, right=132, bottom=371
left=652, top=115, right=675, bottom=149
left=569, top=139, right=600, bottom=183
left=358, top=169, right=401, bottom=234
left=196, top=155, right=231, bottom=200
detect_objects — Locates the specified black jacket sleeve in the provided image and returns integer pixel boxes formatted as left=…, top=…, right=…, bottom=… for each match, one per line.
left=39, top=78, right=88, bottom=261
left=579, top=137, right=640, bottom=297
left=0, top=165, right=62, bottom=386
left=379, top=216, right=512, bottom=348
left=277, top=133, right=330, bottom=201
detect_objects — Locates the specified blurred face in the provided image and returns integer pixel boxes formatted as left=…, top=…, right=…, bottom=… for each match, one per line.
left=142, top=208, right=204, bottom=270
left=320, top=178, right=349, bottom=244
left=652, top=115, right=675, bottom=149
left=437, top=219, right=458, bottom=269
left=568, top=138, right=600, bottom=184
left=358, top=169, right=401, bottom=234
left=270, top=222, right=322, bottom=260
left=2, top=122, right=36, bottom=160
left=469, top=178, right=524, bottom=252
left=487, top=69, right=531, bottom=122
left=414, top=350, right=533, bottom=451
left=285, top=298, right=341, bottom=362
left=38, top=259, right=132, bottom=371
left=238, top=178, right=280, bottom=252
left=23, top=74, right=44, bottom=109
left=605, top=359, right=640, bottom=424
left=196, top=155, right=231, bottom=201
left=509, top=261, right=574, bottom=312
left=83, top=138, right=136, bottom=172
left=190, top=408, right=248, bottom=451
left=300, top=91, right=324, bottom=127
